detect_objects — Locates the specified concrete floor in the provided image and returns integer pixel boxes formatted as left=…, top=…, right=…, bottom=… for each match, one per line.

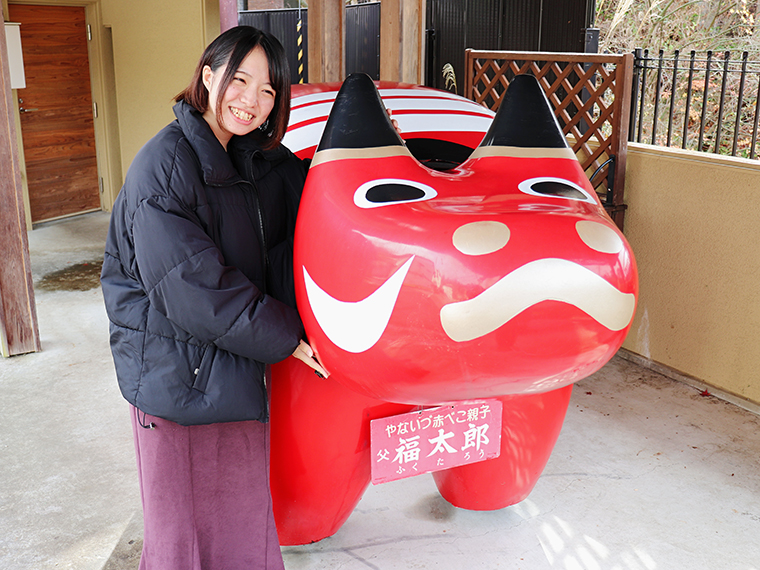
left=2, top=211, right=760, bottom=570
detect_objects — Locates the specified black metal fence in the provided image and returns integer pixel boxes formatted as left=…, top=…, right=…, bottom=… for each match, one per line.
left=425, top=0, right=596, bottom=95
left=630, top=48, right=760, bottom=160
left=345, top=2, right=380, bottom=82
left=239, top=8, right=309, bottom=84
left=239, top=3, right=381, bottom=85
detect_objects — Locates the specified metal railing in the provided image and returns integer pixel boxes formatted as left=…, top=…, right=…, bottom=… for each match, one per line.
left=630, top=48, right=760, bottom=159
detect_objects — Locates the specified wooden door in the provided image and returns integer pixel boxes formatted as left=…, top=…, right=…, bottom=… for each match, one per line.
left=9, top=4, right=100, bottom=223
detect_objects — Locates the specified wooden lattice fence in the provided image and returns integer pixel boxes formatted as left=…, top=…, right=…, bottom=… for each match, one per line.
left=465, top=50, right=634, bottom=230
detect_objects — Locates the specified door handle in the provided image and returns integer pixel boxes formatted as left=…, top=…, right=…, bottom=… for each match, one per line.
left=19, top=107, right=39, bottom=113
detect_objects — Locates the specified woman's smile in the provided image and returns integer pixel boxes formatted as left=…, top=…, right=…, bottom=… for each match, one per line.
left=230, top=105, right=254, bottom=123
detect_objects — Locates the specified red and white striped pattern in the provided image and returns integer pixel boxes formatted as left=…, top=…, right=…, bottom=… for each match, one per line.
left=284, top=82, right=495, bottom=159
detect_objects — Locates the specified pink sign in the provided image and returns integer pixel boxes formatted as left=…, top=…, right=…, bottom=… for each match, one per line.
left=370, top=400, right=502, bottom=484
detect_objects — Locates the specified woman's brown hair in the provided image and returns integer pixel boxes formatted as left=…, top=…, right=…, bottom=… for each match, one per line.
left=176, top=26, right=291, bottom=149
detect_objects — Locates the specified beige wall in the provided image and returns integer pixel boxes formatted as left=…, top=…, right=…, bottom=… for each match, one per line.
left=102, top=0, right=219, bottom=187
left=622, top=143, right=760, bottom=406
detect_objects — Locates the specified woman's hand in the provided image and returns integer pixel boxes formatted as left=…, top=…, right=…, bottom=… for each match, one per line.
left=292, top=339, right=330, bottom=378
left=387, top=108, right=402, bottom=137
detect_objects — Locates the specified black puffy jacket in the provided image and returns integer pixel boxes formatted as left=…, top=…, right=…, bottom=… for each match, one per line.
left=101, top=100, right=306, bottom=425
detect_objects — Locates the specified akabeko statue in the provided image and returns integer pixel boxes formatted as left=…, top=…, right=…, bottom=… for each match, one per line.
left=270, top=74, right=638, bottom=545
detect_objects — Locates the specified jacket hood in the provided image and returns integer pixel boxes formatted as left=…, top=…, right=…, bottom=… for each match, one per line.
left=174, top=100, right=292, bottom=185
left=228, top=129, right=293, bottom=182
left=173, top=100, right=243, bottom=187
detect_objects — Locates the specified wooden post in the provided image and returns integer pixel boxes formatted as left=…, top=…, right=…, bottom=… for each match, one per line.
left=610, top=52, right=634, bottom=231
left=307, top=0, right=344, bottom=83
left=380, top=0, right=425, bottom=83
left=219, top=0, right=237, bottom=33
left=0, top=19, right=40, bottom=356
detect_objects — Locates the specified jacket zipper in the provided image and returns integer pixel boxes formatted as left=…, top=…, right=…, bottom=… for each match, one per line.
left=238, top=153, right=270, bottom=295
left=242, top=173, right=269, bottom=422
left=238, top=157, right=272, bottom=419
left=251, top=178, right=270, bottom=289
left=252, top=176, right=272, bottom=422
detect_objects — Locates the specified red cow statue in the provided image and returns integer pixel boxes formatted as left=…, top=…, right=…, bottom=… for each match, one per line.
left=270, top=74, right=638, bottom=545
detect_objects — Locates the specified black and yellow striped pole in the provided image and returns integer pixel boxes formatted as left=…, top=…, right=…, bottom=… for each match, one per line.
left=296, top=9, right=304, bottom=84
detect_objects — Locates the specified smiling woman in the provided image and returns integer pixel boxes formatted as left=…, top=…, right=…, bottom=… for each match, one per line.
left=100, top=25, right=322, bottom=570
left=175, top=27, right=292, bottom=151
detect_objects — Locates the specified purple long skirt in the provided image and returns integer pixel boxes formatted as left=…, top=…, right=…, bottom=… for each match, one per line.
left=130, top=405, right=285, bottom=570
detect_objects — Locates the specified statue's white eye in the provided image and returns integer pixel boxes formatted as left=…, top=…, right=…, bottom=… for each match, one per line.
left=518, top=177, right=596, bottom=203
left=354, top=178, right=438, bottom=209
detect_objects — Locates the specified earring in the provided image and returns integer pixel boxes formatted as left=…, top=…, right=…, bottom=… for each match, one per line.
left=259, top=119, right=269, bottom=132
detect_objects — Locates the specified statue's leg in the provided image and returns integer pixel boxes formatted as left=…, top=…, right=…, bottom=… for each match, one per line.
left=269, top=357, right=412, bottom=545
left=432, top=385, right=573, bottom=510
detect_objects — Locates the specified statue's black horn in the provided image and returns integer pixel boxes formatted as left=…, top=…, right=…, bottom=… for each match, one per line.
left=478, top=74, right=568, bottom=149
left=316, top=73, right=405, bottom=152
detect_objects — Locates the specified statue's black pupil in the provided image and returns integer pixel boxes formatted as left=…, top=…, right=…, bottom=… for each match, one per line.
left=366, top=184, right=426, bottom=203
left=531, top=181, right=586, bottom=200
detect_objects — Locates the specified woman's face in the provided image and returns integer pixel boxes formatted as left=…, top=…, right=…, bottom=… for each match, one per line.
left=202, top=45, right=276, bottom=148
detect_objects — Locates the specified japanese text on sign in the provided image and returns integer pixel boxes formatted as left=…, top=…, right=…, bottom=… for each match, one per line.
left=370, top=400, right=502, bottom=484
